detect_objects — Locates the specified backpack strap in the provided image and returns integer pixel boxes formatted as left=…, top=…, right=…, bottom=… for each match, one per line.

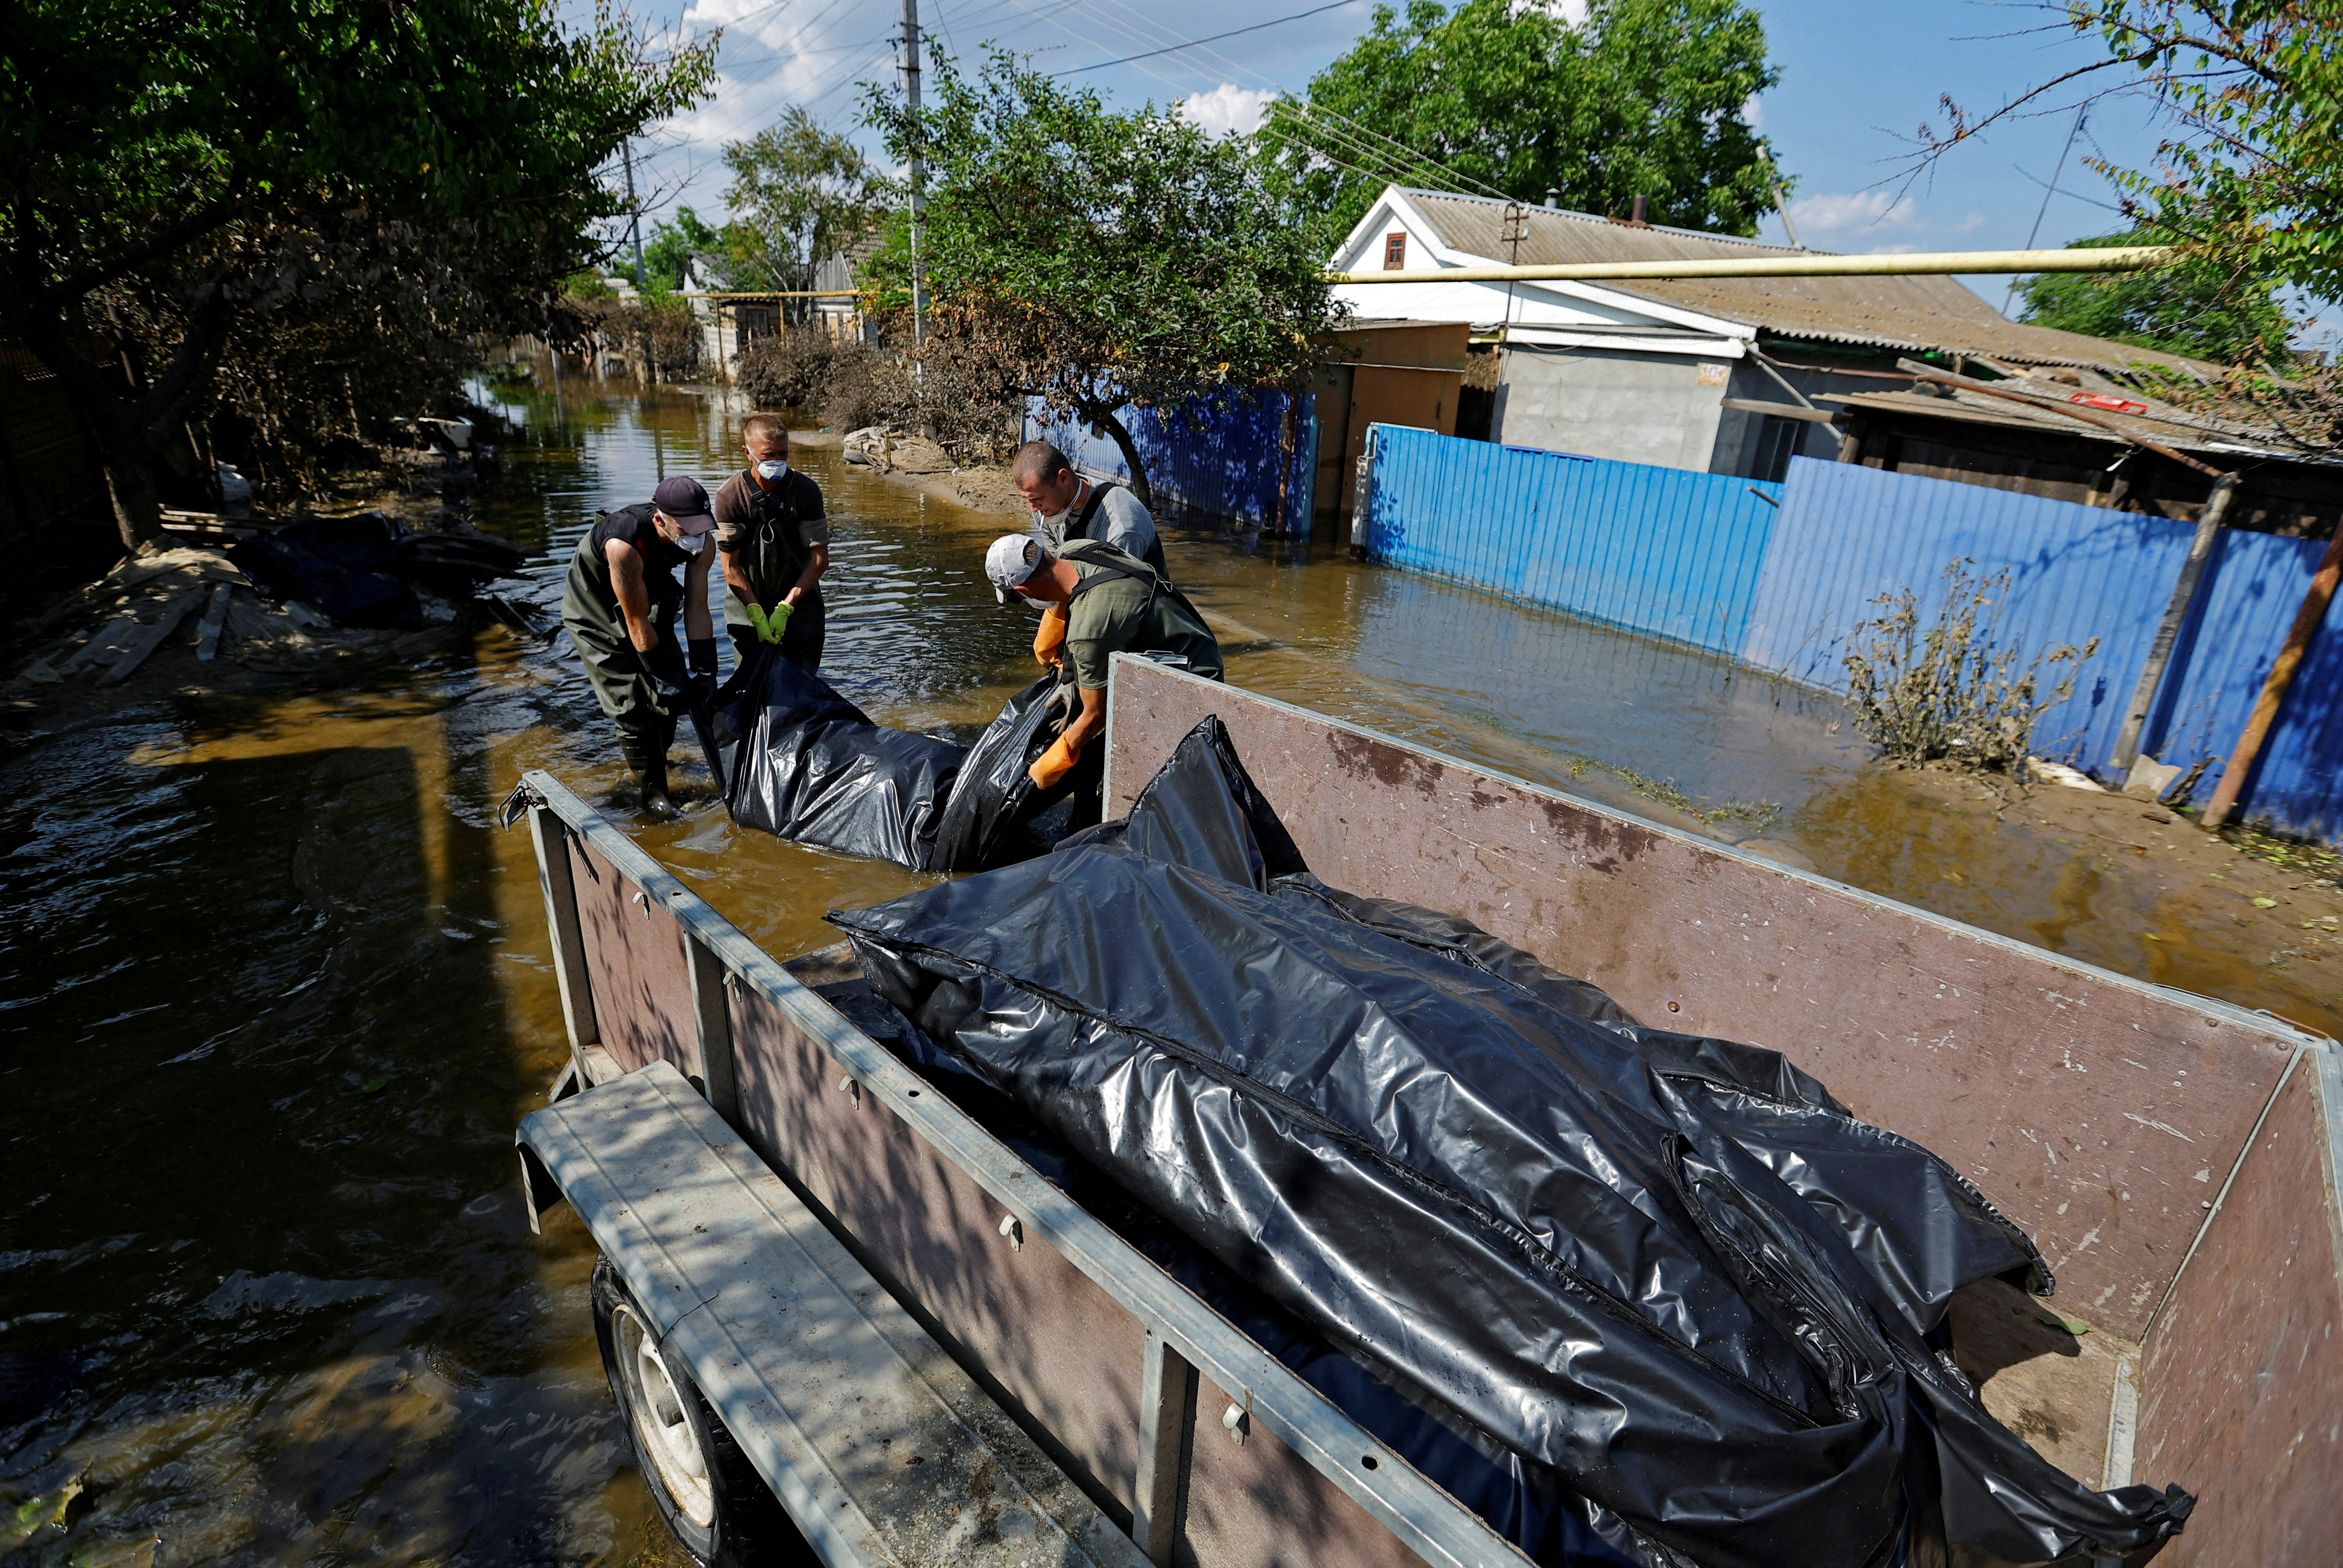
left=1067, top=479, right=1121, bottom=542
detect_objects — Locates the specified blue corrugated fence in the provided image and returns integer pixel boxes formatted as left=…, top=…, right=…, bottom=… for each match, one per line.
left=1024, top=390, right=1315, bottom=533
left=1362, top=424, right=1782, bottom=658
left=1359, top=426, right=2343, bottom=842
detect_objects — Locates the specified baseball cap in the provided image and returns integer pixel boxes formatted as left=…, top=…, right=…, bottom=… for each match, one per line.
left=985, top=534, right=1045, bottom=604
left=652, top=475, right=716, bottom=535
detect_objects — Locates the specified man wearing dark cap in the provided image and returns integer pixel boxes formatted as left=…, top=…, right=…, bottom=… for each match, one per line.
left=560, top=474, right=719, bottom=813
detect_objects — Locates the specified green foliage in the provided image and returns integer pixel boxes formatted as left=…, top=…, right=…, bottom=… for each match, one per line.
left=863, top=49, right=1334, bottom=503
left=639, top=207, right=725, bottom=293
left=722, top=106, right=888, bottom=298
left=2072, top=2, right=2343, bottom=306
left=2017, top=232, right=2291, bottom=366
left=0, top=0, right=714, bottom=532
left=1260, top=0, right=1783, bottom=243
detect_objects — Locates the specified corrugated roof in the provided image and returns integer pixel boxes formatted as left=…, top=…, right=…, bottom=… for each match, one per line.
left=1821, top=381, right=2318, bottom=463
left=1395, top=190, right=2218, bottom=379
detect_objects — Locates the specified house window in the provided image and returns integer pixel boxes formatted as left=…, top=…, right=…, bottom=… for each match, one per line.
left=1753, top=415, right=1806, bottom=483
left=1382, top=232, right=1408, bottom=270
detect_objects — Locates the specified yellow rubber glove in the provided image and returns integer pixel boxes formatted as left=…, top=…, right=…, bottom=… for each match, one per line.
left=749, top=601, right=791, bottom=644
left=1027, top=732, right=1081, bottom=789
left=1032, top=604, right=1067, bottom=668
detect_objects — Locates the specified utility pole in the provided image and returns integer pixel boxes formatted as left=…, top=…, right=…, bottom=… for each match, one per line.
left=902, top=0, right=928, bottom=346
left=622, top=140, right=647, bottom=287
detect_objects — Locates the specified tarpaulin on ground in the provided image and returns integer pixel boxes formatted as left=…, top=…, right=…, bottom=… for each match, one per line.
left=831, top=717, right=2192, bottom=1568
left=716, top=654, right=1079, bottom=873
left=229, top=512, right=527, bottom=628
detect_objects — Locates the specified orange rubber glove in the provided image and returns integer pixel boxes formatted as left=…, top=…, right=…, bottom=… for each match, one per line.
left=1033, top=604, right=1067, bottom=667
left=1027, top=732, right=1081, bottom=789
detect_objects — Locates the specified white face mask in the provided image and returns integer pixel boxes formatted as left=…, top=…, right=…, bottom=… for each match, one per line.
left=673, top=531, right=706, bottom=558
left=755, top=458, right=789, bottom=482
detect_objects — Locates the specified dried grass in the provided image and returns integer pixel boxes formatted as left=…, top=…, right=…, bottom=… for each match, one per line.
left=1843, top=560, right=2100, bottom=780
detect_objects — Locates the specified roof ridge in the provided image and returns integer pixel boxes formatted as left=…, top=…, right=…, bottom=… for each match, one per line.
left=1394, top=186, right=1811, bottom=253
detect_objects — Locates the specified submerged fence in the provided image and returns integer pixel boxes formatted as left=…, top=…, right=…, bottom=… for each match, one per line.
left=1360, top=424, right=2343, bottom=842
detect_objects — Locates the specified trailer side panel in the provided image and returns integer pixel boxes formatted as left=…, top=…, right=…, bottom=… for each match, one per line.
left=1102, top=657, right=2299, bottom=1340
left=725, top=979, right=1154, bottom=1524
left=2133, top=1051, right=2343, bottom=1566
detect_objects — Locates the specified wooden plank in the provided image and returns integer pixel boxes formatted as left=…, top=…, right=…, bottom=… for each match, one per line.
left=1722, top=396, right=1841, bottom=424
left=98, top=586, right=207, bottom=684
left=194, top=583, right=233, bottom=661
left=519, top=1061, right=1147, bottom=1568
left=1130, top=1333, right=1195, bottom=1567
left=1100, top=656, right=2310, bottom=1340
left=518, top=768, right=1528, bottom=1568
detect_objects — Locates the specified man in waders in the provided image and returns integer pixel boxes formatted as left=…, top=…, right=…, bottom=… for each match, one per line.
left=1011, top=441, right=1168, bottom=580
left=983, top=534, right=1221, bottom=814
left=714, top=414, right=829, bottom=671
left=560, top=474, right=718, bottom=815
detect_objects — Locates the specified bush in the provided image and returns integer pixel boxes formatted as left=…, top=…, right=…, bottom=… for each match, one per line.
left=1843, top=561, right=2100, bottom=778
left=734, top=325, right=1017, bottom=459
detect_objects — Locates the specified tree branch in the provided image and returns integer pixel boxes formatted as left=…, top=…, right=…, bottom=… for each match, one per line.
left=39, top=190, right=246, bottom=307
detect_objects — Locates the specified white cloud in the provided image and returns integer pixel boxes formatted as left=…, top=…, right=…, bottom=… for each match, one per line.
left=1520, top=0, right=1591, bottom=23
left=1179, top=84, right=1277, bottom=140
left=1788, top=191, right=1923, bottom=235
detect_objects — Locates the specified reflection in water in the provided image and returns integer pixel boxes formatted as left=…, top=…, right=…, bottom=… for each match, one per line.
left=2, top=375, right=2330, bottom=1564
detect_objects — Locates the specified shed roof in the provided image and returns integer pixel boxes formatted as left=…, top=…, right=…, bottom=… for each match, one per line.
left=1392, top=190, right=2219, bottom=379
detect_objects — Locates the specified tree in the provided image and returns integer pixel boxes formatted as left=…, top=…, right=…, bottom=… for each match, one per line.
left=641, top=207, right=726, bottom=293
left=1917, top=4, right=2341, bottom=449
left=722, top=107, right=887, bottom=315
left=2017, top=231, right=2291, bottom=365
left=864, top=50, right=1336, bottom=506
left=1, top=0, right=713, bottom=547
left=1260, top=0, right=1783, bottom=244
left=1921, top=3, right=2342, bottom=303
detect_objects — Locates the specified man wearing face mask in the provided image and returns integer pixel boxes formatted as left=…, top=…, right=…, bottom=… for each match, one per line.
left=1011, top=441, right=1167, bottom=580
left=713, top=415, right=828, bottom=672
left=559, top=474, right=719, bottom=814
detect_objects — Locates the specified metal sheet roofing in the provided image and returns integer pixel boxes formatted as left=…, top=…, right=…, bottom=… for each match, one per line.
left=1395, top=190, right=2218, bottom=378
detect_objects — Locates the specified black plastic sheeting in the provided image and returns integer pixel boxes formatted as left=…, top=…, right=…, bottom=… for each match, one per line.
left=229, top=511, right=527, bottom=628
left=715, top=652, right=1077, bottom=873
left=831, top=718, right=2193, bottom=1568
left=714, top=651, right=965, bottom=868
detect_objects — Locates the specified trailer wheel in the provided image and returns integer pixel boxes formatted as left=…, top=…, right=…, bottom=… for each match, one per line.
left=591, top=1257, right=809, bottom=1567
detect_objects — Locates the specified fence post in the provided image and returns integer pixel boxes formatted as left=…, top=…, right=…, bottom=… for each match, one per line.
left=2111, top=472, right=2238, bottom=776
left=2202, top=525, right=2343, bottom=828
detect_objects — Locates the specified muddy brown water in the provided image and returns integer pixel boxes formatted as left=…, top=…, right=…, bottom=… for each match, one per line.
left=3, top=379, right=2334, bottom=1565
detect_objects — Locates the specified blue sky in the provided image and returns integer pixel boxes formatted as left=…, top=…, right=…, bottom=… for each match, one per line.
left=625, top=0, right=2175, bottom=303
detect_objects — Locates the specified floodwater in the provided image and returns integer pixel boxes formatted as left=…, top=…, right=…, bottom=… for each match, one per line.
left=3, top=377, right=2333, bottom=1566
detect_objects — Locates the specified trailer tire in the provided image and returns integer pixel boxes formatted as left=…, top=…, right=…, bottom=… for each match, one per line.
left=591, top=1256, right=810, bottom=1567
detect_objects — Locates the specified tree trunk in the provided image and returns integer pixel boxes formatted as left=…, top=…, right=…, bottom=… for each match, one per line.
left=103, top=451, right=165, bottom=552
left=1083, top=401, right=1153, bottom=512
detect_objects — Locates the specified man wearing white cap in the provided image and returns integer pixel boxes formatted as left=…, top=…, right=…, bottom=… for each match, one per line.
left=984, top=533, right=1222, bottom=794
left=560, top=474, right=720, bottom=814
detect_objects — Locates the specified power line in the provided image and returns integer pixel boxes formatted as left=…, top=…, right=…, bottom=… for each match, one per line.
left=1056, top=0, right=1354, bottom=74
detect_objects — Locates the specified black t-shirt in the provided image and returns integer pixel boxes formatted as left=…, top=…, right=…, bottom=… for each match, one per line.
left=589, top=502, right=691, bottom=579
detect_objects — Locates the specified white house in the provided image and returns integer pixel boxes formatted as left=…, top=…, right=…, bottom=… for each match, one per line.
left=1327, top=188, right=2211, bottom=484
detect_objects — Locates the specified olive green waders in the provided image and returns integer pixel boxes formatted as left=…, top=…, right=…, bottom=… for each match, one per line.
left=562, top=535, right=689, bottom=800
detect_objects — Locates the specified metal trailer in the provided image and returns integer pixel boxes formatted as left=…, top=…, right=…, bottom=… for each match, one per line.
left=510, top=656, right=2343, bottom=1568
